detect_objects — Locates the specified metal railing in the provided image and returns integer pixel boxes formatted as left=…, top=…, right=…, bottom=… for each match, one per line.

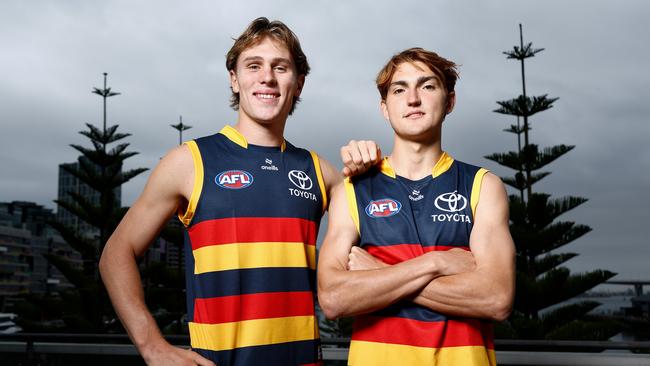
left=1, top=334, right=650, bottom=366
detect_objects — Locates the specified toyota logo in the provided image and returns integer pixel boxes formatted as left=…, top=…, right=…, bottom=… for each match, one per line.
left=288, top=170, right=313, bottom=190
left=434, top=191, right=467, bottom=212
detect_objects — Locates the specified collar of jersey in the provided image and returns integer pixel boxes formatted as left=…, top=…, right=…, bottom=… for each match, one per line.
left=379, top=151, right=454, bottom=179
left=219, top=125, right=287, bottom=152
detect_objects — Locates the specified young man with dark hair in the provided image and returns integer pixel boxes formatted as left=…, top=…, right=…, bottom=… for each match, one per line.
left=100, top=18, right=340, bottom=366
left=319, top=48, right=516, bottom=365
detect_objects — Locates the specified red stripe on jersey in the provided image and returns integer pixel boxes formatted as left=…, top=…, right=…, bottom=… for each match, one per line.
left=189, top=217, right=318, bottom=250
left=366, top=244, right=470, bottom=264
left=193, top=291, right=315, bottom=324
left=352, top=315, right=491, bottom=349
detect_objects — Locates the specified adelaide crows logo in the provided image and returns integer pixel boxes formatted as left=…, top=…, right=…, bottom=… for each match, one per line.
left=215, top=170, right=254, bottom=189
left=365, top=198, right=402, bottom=218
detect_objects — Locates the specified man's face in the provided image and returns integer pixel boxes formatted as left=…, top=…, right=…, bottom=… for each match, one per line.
left=381, top=61, right=455, bottom=141
left=230, top=37, right=304, bottom=126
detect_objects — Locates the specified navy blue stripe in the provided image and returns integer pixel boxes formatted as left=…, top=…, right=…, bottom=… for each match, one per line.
left=191, top=267, right=316, bottom=299
left=194, top=339, right=321, bottom=366
left=372, top=301, right=448, bottom=322
left=184, top=230, right=197, bottom=321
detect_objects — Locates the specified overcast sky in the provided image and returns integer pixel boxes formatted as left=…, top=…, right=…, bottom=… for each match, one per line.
left=1, top=1, right=649, bottom=288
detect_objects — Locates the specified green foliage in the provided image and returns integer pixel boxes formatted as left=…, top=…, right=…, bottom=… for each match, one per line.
left=489, top=29, right=616, bottom=339
left=495, top=94, right=559, bottom=118
left=545, top=318, right=622, bottom=340
left=503, top=42, right=545, bottom=60
left=16, top=76, right=148, bottom=332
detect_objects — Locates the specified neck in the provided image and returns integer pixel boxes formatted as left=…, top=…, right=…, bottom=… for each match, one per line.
left=388, top=134, right=443, bottom=180
left=234, top=112, right=287, bottom=147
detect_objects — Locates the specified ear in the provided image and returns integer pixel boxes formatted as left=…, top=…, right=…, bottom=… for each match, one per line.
left=380, top=99, right=390, bottom=121
left=229, top=70, right=239, bottom=94
left=446, top=91, right=456, bottom=114
left=294, top=74, right=305, bottom=97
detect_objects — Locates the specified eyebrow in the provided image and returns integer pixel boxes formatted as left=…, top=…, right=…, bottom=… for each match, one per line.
left=241, top=56, right=293, bottom=65
left=389, top=75, right=440, bottom=88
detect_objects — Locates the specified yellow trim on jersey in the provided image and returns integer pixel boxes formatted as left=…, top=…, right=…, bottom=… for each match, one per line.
left=470, top=168, right=489, bottom=218
left=344, top=177, right=360, bottom=234
left=193, top=242, right=316, bottom=274
left=189, top=315, right=317, bottom=351
left=219, top=125, right=286, bottom=151
left=310, top=151, right=328, bottom=213
left=348, top=340, right=496, bottom=366
left=178, top=140, right=204, bottom=227
left=432, top=151, right=454, bottom=178
left=379, top=157, right=396, bottom=178
left=380, top=152, right=453, bottom=180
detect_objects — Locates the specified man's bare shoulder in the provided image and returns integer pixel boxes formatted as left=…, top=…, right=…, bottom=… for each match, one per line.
left=480, top=172, right=507, bottom=201
left=316, top=155, right=342, bottom=190
left=142, top=144, right=195, bottom=202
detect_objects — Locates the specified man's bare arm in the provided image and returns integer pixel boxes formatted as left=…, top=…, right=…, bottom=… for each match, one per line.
left=317, top=183, right=474, bottom=319
left=411, top=173, right=516, bottom=321
left=315, top=155, right=343, bottom=206
left=99, top=145, right=214, bottom=366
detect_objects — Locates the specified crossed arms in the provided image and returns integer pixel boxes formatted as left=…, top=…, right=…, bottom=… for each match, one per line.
left=317, top=171, right=516, bottom=321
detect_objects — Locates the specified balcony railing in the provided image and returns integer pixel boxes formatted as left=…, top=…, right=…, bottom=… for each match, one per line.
left=1, top=333, right=650, bottom=366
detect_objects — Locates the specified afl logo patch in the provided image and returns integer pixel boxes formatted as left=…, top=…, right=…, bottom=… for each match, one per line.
left=215, top=170, right=253, bottom=189
left=365, top=198, right=402, bottom=218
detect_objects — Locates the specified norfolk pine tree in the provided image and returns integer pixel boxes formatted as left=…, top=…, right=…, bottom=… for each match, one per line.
left=487, top=25, right=620, bottom=339
left=18, top=74, right=148, bottom=331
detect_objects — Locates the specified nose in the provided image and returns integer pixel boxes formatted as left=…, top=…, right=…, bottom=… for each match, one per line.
left=407, top=89, right=421, bottom=107
left=260, top=65, right=277, bottom=86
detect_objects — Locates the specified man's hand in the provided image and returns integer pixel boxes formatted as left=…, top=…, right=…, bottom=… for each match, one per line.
left=348, top=246, right=388, bottom=270
left=143, top=342, right=216, bottom=366
left=348, top=246, right=475, bottom=276
left=341, top=140, right=382, bottom=177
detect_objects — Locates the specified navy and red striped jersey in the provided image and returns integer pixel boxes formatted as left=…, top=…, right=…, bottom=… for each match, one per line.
left=178, top=125, right=326, bottom=366
left=344, top=153, right=495, bottom=366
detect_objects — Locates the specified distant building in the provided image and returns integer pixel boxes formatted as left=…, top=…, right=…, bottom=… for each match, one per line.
left=0, top=201, right=80, bottom=310
left=57, top=156, right=121, bottom=238
left=0, top=225, right=31, bottom=301
left=140, top=218, right=185, bottom=273
left=623, top=294, right=650, bottom=317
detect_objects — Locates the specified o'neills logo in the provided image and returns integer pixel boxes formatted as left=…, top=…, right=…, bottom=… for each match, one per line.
left=365, top=198, right=402, bottom=218
left=215, top=170, right=253, bottom=189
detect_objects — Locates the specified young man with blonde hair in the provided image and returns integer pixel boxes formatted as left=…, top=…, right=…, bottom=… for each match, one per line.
left=320, top=48, right=516, bottom=365
left=101, top=18, right=341, bottom=366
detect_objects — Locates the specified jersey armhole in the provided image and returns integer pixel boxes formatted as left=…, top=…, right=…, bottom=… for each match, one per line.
left=343, top=177, right=360, bottom=235
left=470, top=168, right=489, bottom=218
left=178, top=140, right=204, bottom=227
left=310, top=151, right=328, bottom=214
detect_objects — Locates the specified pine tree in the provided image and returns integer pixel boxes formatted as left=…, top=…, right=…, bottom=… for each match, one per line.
left=35, top=73, right=147, bottom=331
left=487, top=25, right=619, bottom=339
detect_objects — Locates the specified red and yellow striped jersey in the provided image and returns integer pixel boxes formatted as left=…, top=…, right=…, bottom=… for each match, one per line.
left=345, top=153, right=495, bottom=366
left=179, top=125, right=326, bottom=365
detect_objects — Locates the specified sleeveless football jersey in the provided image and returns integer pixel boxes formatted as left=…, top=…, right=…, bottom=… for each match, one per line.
left=345, top=152, right=496, bottom=366
left=178, top=125, right=326, bottom=366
